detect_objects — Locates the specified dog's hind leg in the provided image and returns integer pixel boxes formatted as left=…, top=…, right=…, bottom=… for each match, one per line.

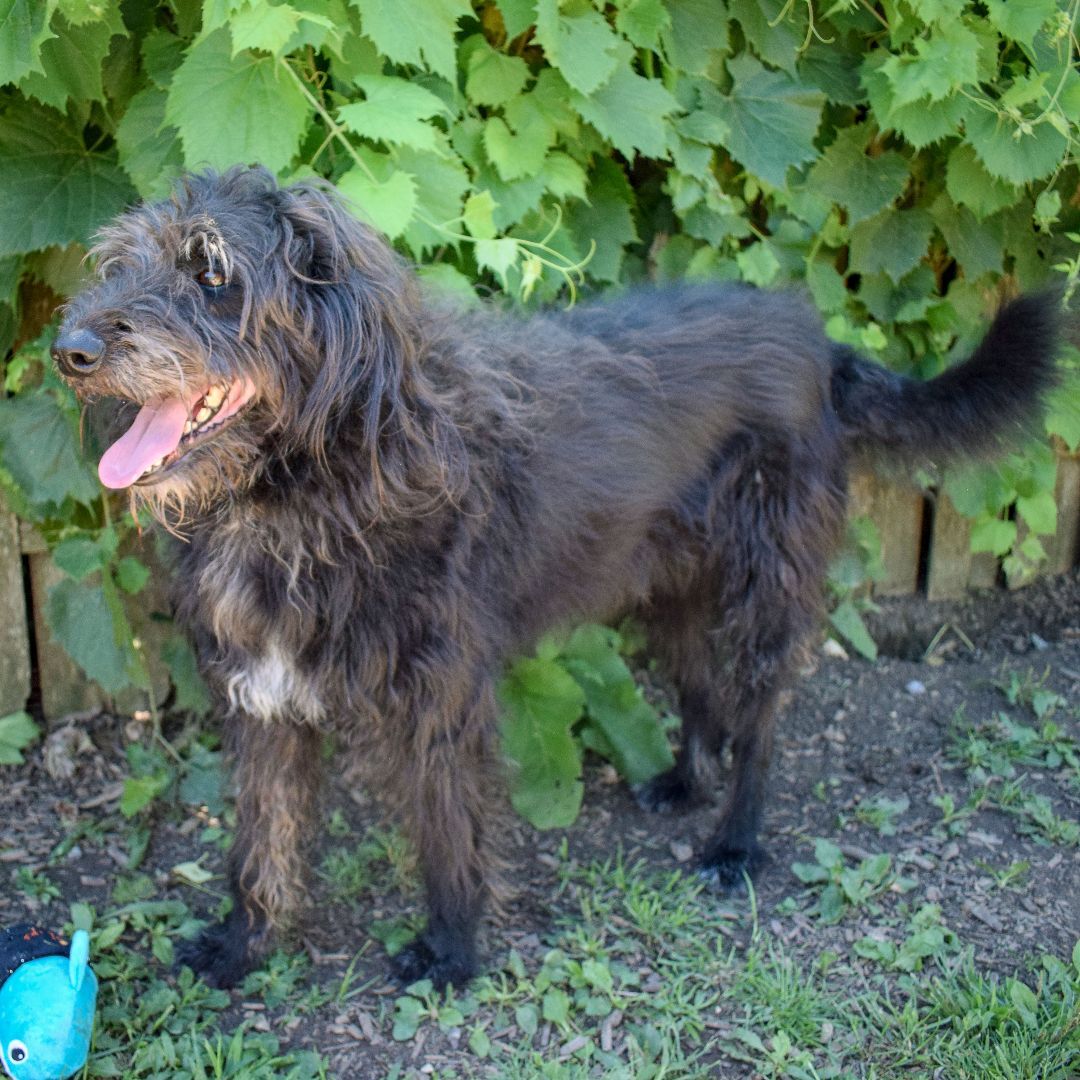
left=386, top=679, right=503, bottom=990
left=642, top=431, right=847, bottom=890
left=176, top=719, right=323, bottom=987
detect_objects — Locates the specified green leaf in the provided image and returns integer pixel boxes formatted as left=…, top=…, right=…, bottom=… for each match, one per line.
left=534, top=0, right=620, bottom=96
left=880, top=21, right=979, bottom=108
left=499, top=656, right=585, bottom=829
left=540, top=152, right=587, bottom=202
left=396, top=141, right=470, bottom=257
left=46, top=575, right=139, bottom=693
left=806, top=126, right=909, bottom=225
left=862, top=57, right=970, bottom=148
left=735, top=240, right=780, bottom=286
left=0, top=100, right=135, bottom=256
left=945, top=142, right=1020, bottom=220
left=116, top=86, right=184, bottom=201
left=53, top=536, right=108, bottom=580
left=338, top=74, right=448, bottom=153
left=660, top=0, right=728, bottom=75
left=162, top=635, right=212, bottom=716
left=463, top=191, right=497, bottom=240
left=730, top=0, right=803, bottom=76
left=0, top=392, right=100, bottom=508
left=178, top=745, right=223, bottom=811
left=571, top=44, right=680, bottom=160
left=964, top=107, right=1068, bottom=186
left=929, top=194, right=1002, bottom=280
left=0, top=0, right=56, bottom=85
left=615, top=0, right=670, bottom=50
left=464, top=37, right=529, bottom=107
left=350, top=0, right=470, bottom=80
left=17, top=10, right=116, bottom=109
left=828, top=598, right=877, bottom=660
left=165, top=28, right=311, bottom=173
left=497, top=0, right=534, bottom=39
left=115, top=555, right=150, bottom=594
left=712, top=54, right=824, bottom=187
left=337, top=165, right=417, bottom=240
left=984, top=0, right=1057, bottom=49
left=848, top=207, right=933, bottom=284
left=1016, top=490, right=1056, bottom=537
left=475, top=237, right=519, bottom=289
left=484, top=116, right=549, bottom=182
left=228, top=1, right=302, bottom=55
left=565, top=157, right=638, bottom=284
left=0, top=711, right=40, bottom=766
left=970, top=516, right=1017, bottom=555
left=560, top=625, right=674, bottom=784
left=120, top=771, right=170, bottom=817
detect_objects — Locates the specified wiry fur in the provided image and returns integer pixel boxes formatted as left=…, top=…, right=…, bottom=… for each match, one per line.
left=53, top=166, right=1058, bottom=989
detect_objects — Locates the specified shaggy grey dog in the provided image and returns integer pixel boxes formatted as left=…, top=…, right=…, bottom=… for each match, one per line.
left=52, top=166, right=1056, bottom=990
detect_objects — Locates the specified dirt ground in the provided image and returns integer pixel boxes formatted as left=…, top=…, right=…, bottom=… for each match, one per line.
left=2, top=570, right=1078, bottom=1077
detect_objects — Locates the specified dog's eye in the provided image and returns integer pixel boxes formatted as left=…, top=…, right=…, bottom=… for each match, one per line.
left=196, top=268, right=227, bottom=289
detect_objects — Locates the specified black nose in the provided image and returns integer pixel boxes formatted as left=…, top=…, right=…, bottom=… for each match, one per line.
left=51, top=328, right=106, bottom=376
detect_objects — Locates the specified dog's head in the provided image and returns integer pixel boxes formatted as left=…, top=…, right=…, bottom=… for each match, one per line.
left=52, top=166, right=436, bottom=519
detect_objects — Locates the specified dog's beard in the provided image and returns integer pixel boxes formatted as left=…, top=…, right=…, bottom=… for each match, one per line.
left=97, top=377, right=256, bottom=489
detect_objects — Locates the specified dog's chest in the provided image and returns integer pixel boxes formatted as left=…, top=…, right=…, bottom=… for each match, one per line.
left=191, top=526, right=328, bottom=725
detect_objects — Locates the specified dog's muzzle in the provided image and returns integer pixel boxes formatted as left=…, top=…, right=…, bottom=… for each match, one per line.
left=51, top=327, right=106, bottom=377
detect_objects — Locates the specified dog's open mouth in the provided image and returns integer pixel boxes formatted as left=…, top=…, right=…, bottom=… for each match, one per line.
left=98, top=377, right=256, bottom=489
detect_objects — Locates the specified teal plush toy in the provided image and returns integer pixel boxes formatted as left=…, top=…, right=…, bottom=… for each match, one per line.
left=0, top=926, right=97, bottom=1080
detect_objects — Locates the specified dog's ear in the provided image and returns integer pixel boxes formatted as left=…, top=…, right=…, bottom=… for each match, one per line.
left=272, top=181, right=467, bottom=517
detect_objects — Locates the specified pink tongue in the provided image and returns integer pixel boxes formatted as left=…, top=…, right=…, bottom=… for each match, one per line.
left=98, top=397, right=192, bottom=489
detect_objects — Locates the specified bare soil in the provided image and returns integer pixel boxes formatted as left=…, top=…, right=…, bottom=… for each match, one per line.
left=3, top=570, right=1078, bottom=1077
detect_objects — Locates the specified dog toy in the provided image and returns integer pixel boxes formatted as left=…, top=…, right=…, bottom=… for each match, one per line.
left=0, top=926, right=97, bottom=1080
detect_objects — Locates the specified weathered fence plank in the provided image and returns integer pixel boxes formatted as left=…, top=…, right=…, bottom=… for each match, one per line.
left=850, top=475, right=924, bottom=596
left=0, top=504, right=31, bottom=716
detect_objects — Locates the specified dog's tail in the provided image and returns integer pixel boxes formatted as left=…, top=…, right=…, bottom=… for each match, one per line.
left=830, top=294, right=1060, bottom=465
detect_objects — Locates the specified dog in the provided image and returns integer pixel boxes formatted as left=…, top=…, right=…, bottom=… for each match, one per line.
left=51, top=166, right=1057, bottom=989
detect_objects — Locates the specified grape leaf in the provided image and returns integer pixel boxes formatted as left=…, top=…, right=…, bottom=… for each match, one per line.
left=464, top=37, right=529, bottom=107
left=711, top=54, right=824, bottom=187
left=566, top=157, right=638, bottom=283
left=880, top=21, right=979, bottom=107
left=17, top=10, right=116, bottom=109
left=848, top=207, right=933, bottom=283
left=807, top=125, right=910, bottom=225
left=0, top=100, right=134, bottom=255
left=228, top=1, right=302, bottom=56
left=660, top=0, right=728, bottom=76
left=964, top=107, right=1068, bottom=186
left=165, top=28, right=311, bottom=174
left=116, top=86, right=184, bottom=200
left=396, top=141, right=471, bottom=257
left=534, top=0, right=620, bottom=96
left=337, top=164, right=417, bottom=240
left=729, top=0, right=803, bottom=76
left=984, top=0, right=1057, bottom=49
left=615, top=0, right=670, bottom=50
left=0, top=0, right=56, bottom=85
left=929, top=194, right=1003, bottom=280
left=350, top=0, right=470, bottom=81
left=945, top=142, right=1020, bottom=220
left=484, top=116, right=549, bottom=181
left=571, top=45, right=680, bottom=160
left=338, top=74, right=448, bottom=153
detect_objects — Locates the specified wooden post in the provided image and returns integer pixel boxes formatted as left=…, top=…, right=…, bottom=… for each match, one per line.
left=0, top=502, right=31, bottom=716
left=1050, top=445, right=1080, bottom=575
left=850, top=474, right=924, bottom=596
left=926, top=492, right=972, bottom=601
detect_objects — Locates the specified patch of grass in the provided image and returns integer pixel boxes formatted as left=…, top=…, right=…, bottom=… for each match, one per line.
left=12, top=864, right=61, bottom=903
left=319, top=825, right=416, bottom=905
left=853, top=792, right=910, bottom=836
left=791, top=839, right=915, bottom=924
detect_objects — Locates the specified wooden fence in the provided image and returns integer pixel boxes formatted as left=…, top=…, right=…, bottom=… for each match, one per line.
left=2, top=446, right=1078, bottom=723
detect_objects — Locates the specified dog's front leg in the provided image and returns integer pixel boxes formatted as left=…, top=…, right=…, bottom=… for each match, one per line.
left=177, top=717, right=323, bottom=988
left=388, top=683, right=503, bottom=990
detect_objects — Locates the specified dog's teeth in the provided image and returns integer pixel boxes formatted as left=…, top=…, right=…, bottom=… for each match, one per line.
left=183, top=420, right=194, bottom=435
left=195, top=406, right=213, bottom=423
left=204, top=386, right=226, bottom=409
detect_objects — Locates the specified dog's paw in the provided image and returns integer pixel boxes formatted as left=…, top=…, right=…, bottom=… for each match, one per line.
left=697, top=843, right=765, bottom=894
left=634, top=767, right=696, bottom=814
left=175, top=920, right=262, bottom=989
left=391, top=938, right=476, bottom=991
